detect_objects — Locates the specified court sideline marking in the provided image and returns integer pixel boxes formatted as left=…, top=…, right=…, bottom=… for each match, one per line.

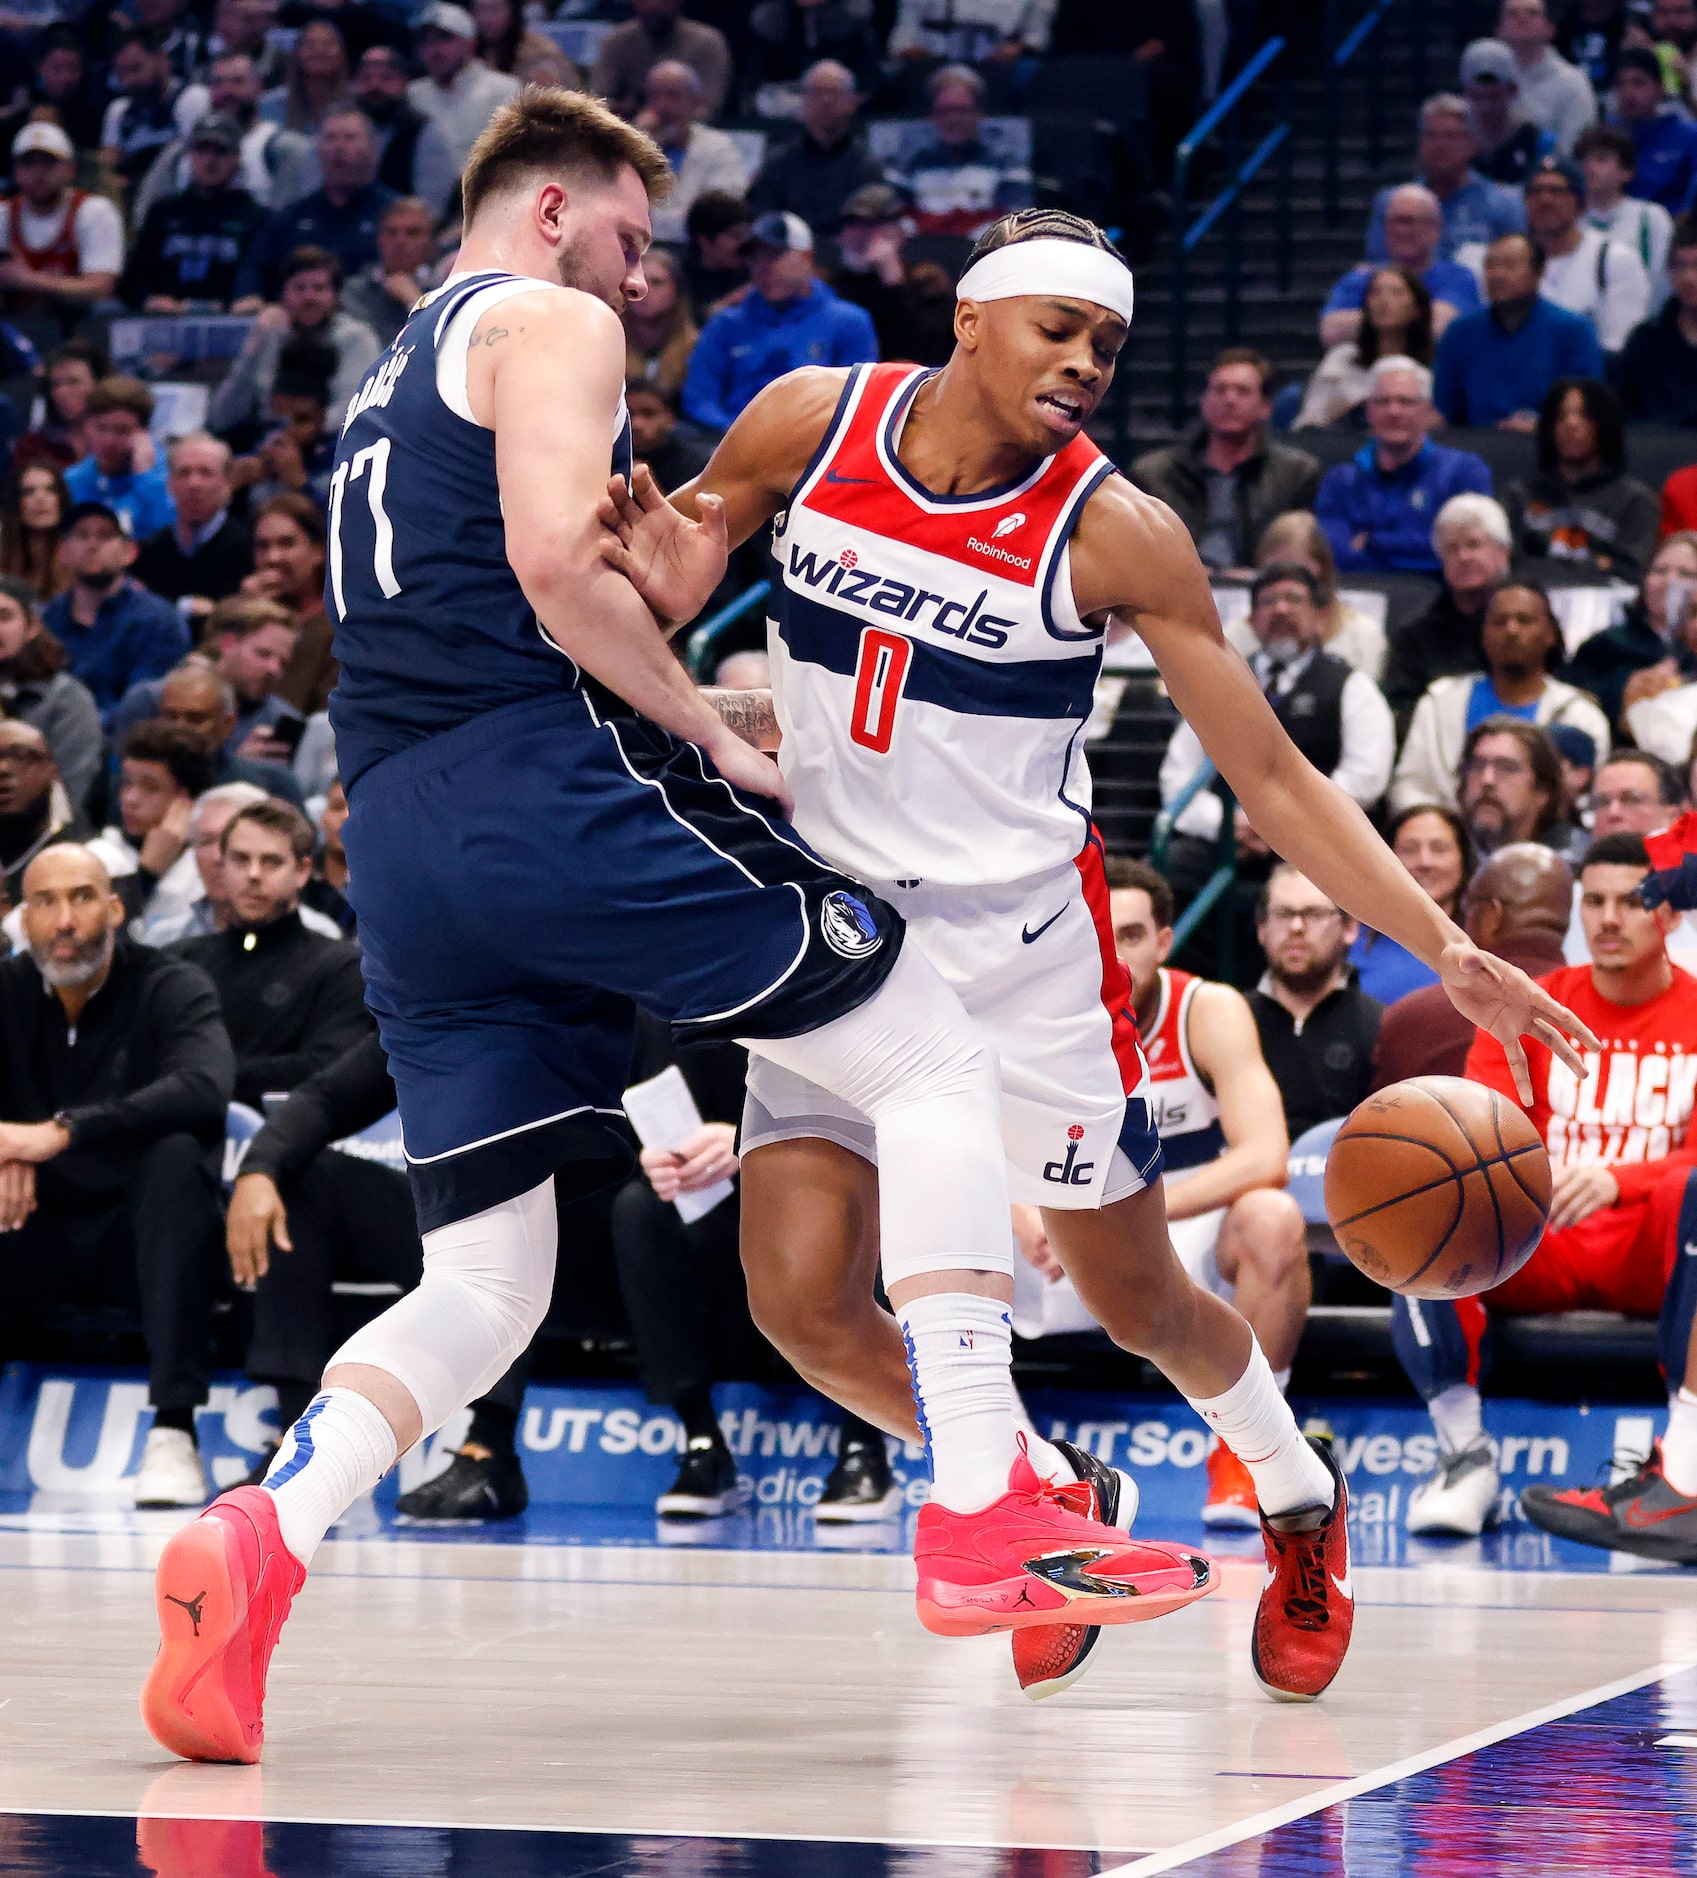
left=1097, top=1657, right=1694, bottom=1877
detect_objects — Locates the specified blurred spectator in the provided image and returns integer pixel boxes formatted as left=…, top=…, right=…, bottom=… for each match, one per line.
left=1462, top=38, right=1555, bottom=185
left=408, top=4, right=520, bottom=180
left=889, top=0, right=1054, bottom=61
left=1502, top=376, right=1658, bottom=577
left=0, top=125, right=123, bottom=331
left=134, top=434, right=252, bottom=614
left=260, top=18, right=350, bottom=137
left=101, top=27, right=210, bottom=197
left=16, top=343, right=102, bottom=476
left=229, top=333, right=338, bottom=508
left=118, top=112, right=268, bottom=312
left=0, top=718, right=90, bottom=899
left=1248, top=864, right=1383, bottom=1141
left=1047, top=0, right=1201, bottom=164
left=829, top=181, right=958, bottom=364
left=683, top=190, right=751, bottom=314
left=341, top=196, right=438, bottom=347
left=1372, top=841, right=1573, bottom=1086
left=1320, top=188, right=1479, bottom=351
left=1650, top=0, right=1697, bottom=59
left=1621, top=610, right=1697, bottom=757
left=0, top=461, right=70, bottom=597
left=1315, top=357, right=1492, bottom=574
left=1130, top=350, right=1321, bottom=577
left=1392, top=580, right=1610, bottom=812
left=1302, top=267, right=1436, bottom=429
left=1458, top=716, right=1573, bottom=853
left=627, top=380, right=710, bottom=492
left=1551, top=720, right=1600, bottom=819
left=682, top=212, right=877, bottom=433
left=1662, top=461, right=1697, bottom=531
left=353, top=44, right=457, bottom=218
left=64, top=379, right=174, bottom=541
left=45, top=502, right=188, bottom=722
left=215, top=246, right=382, bottom=436
left=142, top=778, right=268, bottom=944
left=129, top=55, right=314, bottom=228
left=0, top=843, right=233, bottom=1509
left=1499, top=0, right=1597, bottom=150
left=0, top=576, right=96, bottom=808
left=473, top=0, right=564, bottom=79
left=0, top=30, right=107, bottom=164
left=1559, top=0, right=1627, bottom=90
left=1365, top=96, right=1526, bottom=262
left=1613, top=212, right=1697, bottom=424
left=1432, top=232, right=1603, bottom=427
left=638, top=61, right=747, bottom=247
left=1578, top=123, right=1672, bottom=294
left=175, top=799, right=370, bottom=1108
left=1251, top=511, right=1388, bottom=681
left=234, top=110, right=397, bottom=304
left=742, top=0, right=882, bottom=100
left=205, top=0, right=286, bottom=92
left=624, top=247, right=698, bottom=397
left=887, top=65, right=1033, bottom=240
left=103, top=718, right=216, bottom=928
left=1348, top=804, right=1475, bottom=1003
left=1383, top=491, right=1514, bottom=729
left=115, top=599, right=301, bottom=768
left=748, top=60, right=883, bottom=239
left=591, top=0, right=732, bottom=121
left=137, top=0, right=208, bottom=83
left=1607, top=46, right=1697, bottom=211
left=306, top=777, right=353, bottom=934
left=1564, top=529, right=1697, bottom=722
left=240, top=493, right=333, bottom=713
left=1522, top=152, right=1650, bottom=350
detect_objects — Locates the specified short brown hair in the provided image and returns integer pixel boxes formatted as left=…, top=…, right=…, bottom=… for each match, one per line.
left=1211, top=346, right=1273, bottom=392
left=206, top=596, right=298, bottom=644
left=223, top=797, right=314, bottom=863
left=253, top=491, right=326, bottom=547
left=461, top=85, right=673, bottom=227
left=124, top=720, right=216, bottom=797
left=1104, top=855, right=1174, bottom=929
left=87, top=375, right=154, bottom=424
left=280, top=243, right=341, bottom=290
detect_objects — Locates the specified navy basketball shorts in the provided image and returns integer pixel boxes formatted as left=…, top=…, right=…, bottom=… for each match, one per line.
left=344, top=693, right=902, bottom=1232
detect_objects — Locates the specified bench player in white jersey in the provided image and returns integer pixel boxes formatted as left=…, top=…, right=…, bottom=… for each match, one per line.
left=600, top=209, right=1597, bottom=1703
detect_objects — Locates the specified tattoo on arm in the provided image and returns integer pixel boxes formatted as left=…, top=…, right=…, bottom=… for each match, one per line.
left=469, top=323, right=522, bottom=348
left=700, top=687, right=778, bottom=749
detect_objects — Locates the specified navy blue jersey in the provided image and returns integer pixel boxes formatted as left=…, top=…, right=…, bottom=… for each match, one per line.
left=326, top=270, right=633, bottom=789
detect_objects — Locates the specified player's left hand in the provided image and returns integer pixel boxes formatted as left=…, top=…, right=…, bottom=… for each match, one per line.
left=1549, top=1162, right=1619, bottom=1230
left=598, top=464, right=728, bottom=626
left=1437, top=940, right=1600, bottom=1105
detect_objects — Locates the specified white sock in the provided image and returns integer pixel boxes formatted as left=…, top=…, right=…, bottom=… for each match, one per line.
left=261, top=1387, right=399, bottom=1566
left=1429, top=1383, right=1485, bottom=1458
left=898, top=1294, right=1020, bottom=1513
left=1664, top=1388, right=1697, bottom=1497
left=1187, top=1337, right=1332, bottom=1517
left=1010, top=1387, right=1076, bottom=1485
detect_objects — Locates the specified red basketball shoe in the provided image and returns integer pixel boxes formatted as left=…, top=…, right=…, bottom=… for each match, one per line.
left=141, top=1486, right=306, bottom=1763
left=1202, top=1439, right=1261, bottom=1529
left=1252, top=1438, right=1353, bottom=1703
left=916, top=1442, right=1214, bottom=1638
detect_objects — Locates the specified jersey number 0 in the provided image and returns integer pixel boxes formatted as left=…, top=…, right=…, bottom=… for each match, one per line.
left=327, top=437, right=402, bottom=620
left=850, top=627, right=912, bottom=754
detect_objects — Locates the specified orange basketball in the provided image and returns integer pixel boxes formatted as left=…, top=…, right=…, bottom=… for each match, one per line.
left=1323, top=1076, right=1552, bottom=1300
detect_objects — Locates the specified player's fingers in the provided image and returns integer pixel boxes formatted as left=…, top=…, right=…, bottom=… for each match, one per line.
left=1531, top=989, right=1601, bottom=1056
left=1528, top=1016, right=1587, bottom=1076
left=698, top=491, right=728, bottom=544
left=630, top=463, right=667, bottom=512
left=1500, top=1031, right=1534, bottom=1105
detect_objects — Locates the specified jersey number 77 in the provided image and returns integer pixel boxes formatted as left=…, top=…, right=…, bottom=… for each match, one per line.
left=327, top=437, right=403, bottom=621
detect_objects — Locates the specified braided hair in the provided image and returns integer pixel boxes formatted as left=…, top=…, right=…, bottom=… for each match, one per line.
left=963, top=208, right=1127, bottom=272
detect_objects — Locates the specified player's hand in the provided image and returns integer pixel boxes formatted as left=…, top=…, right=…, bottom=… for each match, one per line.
left=0, top=1160, right=35, bottom=1231
left=702, top=725, right=794, bottom=817
left=227, top=1171, right=291, bottom=1286
left=597, top=464, right=728, bottom=626
left=672, top=1123, right=739, bottom=1194
left=1437, top=940, right=1601, bottom=1104
left=1549, top=1162, right=1619, bottom=1231
left=1012, top=1203, right=1063, bottom=1283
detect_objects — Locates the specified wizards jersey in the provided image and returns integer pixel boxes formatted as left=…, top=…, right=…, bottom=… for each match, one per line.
left=1143, top=967, right=1226, bottom=1172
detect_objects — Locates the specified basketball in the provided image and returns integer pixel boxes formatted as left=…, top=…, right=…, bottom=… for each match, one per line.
left=1324, top=1076, right=1553, bottom=1300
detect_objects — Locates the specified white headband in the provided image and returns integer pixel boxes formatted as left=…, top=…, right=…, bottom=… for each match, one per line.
left=955, top=237, right=1135, bottom=325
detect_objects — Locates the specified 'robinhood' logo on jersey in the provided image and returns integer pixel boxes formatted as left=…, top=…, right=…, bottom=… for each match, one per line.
left=786, top=543, right=1013, bottom=649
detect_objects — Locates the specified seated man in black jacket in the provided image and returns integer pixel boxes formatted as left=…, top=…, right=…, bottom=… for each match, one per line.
left=174, top=799, right=371, bottom=1109
left=226, top=1030, right=532, bottom=1518
left=0, top=843, right=234, bottom=1509
left=117, top=110, right=268, bottom=312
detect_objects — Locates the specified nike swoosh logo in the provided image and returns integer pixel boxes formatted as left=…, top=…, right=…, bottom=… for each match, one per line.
left=1021, top=907, right=1067, bottom=944
left=1625, top=1496, right=1697, bottom=1527
left=1331, top=1572, right=1353, bottom=1599
left=824, top=468, right=878, bottom=485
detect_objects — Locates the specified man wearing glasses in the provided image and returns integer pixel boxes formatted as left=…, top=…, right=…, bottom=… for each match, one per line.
left=1458, top=718, right=1574, bottom=858
left=1247, top=864, right=1384, bottom=1143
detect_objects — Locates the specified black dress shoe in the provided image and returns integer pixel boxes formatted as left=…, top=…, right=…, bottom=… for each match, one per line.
left=395, top=1447, right=530, bottom=1522
left=656, top=1437, right=750, bottom=1517
left=815, top=1434, right=902, bottom=1523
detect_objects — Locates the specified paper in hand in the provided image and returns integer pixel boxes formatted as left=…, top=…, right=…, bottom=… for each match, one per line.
left=623, top=1064, right=734, bottom=1224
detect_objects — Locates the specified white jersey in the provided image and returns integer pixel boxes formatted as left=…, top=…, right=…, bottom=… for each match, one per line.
left=767, top=361, right=1116, bottom=887
left=1142, top=967, right=1226, bottom=1172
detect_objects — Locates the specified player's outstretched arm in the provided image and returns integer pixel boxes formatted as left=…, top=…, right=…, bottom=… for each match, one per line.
left=598, top=367, right=848, bottom=626
left=473, top=290, right=788, bottom=809
left=1165, top=982, right=1290, bottom=1223
left=1073, top=481, right=1600, bottom=1098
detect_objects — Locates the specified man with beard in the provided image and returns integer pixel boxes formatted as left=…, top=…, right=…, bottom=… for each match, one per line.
left=0, top=720, right=90, bottom=905
left=352, top=45, right=456, bottom=219
left=0, top=844, right=233, bottom=1508
left=1247, top=864, right=1384, bottom=1142
left=1458, top=717, right=1573, bottom=857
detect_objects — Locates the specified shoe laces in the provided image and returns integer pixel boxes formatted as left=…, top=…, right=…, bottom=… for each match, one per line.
left=1271, top=1523, right=1331, bottom=1632
left=1592, top=1445, right=1660, bottom=1507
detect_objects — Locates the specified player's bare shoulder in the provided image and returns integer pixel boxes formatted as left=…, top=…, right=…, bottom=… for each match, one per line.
left=1069, top=468, right=1217, bottom=632
left=463, top=285, right=623, bottom=423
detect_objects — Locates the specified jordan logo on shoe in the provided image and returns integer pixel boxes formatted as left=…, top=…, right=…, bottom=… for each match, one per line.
left=164, top=1591, right=208, bottom=1637
left=1023, top=1548, right=1140, bottom=1600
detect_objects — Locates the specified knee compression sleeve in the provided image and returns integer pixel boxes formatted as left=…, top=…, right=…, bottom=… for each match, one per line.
left=745, top=945, right=1012, bottom=1290
left=328, top=1175, right=557, bottom=1436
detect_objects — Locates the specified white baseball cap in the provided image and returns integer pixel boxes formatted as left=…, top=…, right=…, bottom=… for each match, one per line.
left=12, top=122, right=74, bottom=162
left=418, top=3, right=475, bottom=38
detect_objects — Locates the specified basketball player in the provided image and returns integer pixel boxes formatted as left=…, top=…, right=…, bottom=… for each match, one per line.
left=140, top=100, right=1209, bottom=1767
left=598, top=208, right=1599, bottom=1703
